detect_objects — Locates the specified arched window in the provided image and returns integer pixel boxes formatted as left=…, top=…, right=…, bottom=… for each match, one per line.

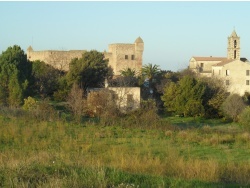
left=234, top=40, right=237, bottom=48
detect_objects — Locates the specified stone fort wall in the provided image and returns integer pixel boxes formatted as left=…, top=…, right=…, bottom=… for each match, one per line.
left=26, top=37, right=144, bottom=75
left=27, top=47, right=86, bottom=71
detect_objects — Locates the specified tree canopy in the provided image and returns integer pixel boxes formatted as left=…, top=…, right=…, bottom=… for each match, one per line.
left=31, top=60, right=63, bottom=98
left=66, top=50, right=112, bottom=92
left=161, top=74, right=228, bottom=118
left=0, top=45, right=32, bottom=106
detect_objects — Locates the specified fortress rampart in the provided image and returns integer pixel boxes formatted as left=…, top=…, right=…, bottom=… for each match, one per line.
left=27, top=37, right=144, bottom=75
left=27, top=46, right=86, bottom=71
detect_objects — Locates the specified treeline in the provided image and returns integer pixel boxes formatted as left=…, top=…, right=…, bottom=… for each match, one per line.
left=0, top=45, right=111, bottom=105
left=0, top=45, right=250, bottom=126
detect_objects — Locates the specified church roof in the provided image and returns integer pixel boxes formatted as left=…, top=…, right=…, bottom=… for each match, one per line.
left=27, top=46, right=33, bottom=51
left=192, top=56, right=227, bottom=61
left=213, top=59, right=235, bottom=67
left=135, top=37, right=143, bottom=43
left=230, top=30, right=238, bottom=37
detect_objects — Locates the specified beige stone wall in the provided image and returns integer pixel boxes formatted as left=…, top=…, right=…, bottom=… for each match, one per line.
left=108, top=87, right=140, bottom=112
left=212, top=60, right=250, bottom=95
left=27, top=37, right=144, bottom=76
left=104, top=38, right=144, bottom=76
left=189, top=58, right=223, bottom=73
left=27, top=48, right=86, bottom=71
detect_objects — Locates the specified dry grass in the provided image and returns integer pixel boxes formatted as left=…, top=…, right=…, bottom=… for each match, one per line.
left=0, top=115, right=250, bottom=186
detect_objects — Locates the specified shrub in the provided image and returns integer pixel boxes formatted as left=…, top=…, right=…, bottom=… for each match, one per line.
left=239, top=106, right=250, bottom=128
left=34, top=99, right=58, bottom=121
left=221, top=94, right=246, bottom=122
left=87, top=89, right=119, bottom=118
left=23, top=96, right=37, bottom=111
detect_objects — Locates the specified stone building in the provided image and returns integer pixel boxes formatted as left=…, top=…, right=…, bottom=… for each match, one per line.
left=27, top=46, right=86, bottom=71
left=189, top=30, right=250, bottom=95
left=26, top=37, right=144, bottom=75
left=104, top=37, right=144, bottom=76
left=27, top=37, right=143, bottom=110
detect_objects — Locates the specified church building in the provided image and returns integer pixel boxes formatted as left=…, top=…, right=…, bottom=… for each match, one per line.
left=189, top=30, right=250, bottom=95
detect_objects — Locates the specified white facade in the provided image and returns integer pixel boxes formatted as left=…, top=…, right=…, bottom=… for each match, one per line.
left=212, top=60, right=250, bottom=95
left=189, top=30, right=250, bottom=96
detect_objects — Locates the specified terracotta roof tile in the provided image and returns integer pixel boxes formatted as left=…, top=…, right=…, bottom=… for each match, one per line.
left=213, top=59, right=235, bottom=67
left=192, top=56, right=227, bottom=61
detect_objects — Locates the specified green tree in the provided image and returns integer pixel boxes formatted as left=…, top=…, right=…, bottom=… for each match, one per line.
left=141, top=63, right=161, bottom=99
left=0, top=45, right=32, bottom=106
left=201, top=77, right=228, bottom=118
left=162, top=75, right=206, bottom=117
left=161, top=73, right=228, bottom=118
left=31, top=60, right=63, bottom=98
left=66, top=50, right=112, bottom=93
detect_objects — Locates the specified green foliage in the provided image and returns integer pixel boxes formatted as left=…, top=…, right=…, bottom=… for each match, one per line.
left=239, top=106, right=250, bottom=128
left=201, top=77, right=228, bottom=118
left=0, top=113, right=250, bottom=186
left=53, top=76, right=71, bottom=101
left=31, top=60, right=63, bottom=98
left=141, top=63, right=160, bottom=82
left=110, top=67, right=139, bottom=87
left=221, top=94, right=246, bottom=122
left=66, top=50, right=112, bottom=92
left=185, top=99, right=205, bottom=117
left=23, top=96, right=37, bottom=111
left=0, top=45, right=32, bottom=106
left=120, top=67, right=137, bottom=77
left=162, top=75, right=228, bottom=118
left=162, top=75, right=206, bottom=117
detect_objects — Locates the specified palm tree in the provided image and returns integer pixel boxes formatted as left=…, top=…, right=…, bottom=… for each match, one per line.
left=118, top=68, right=138, bottom=87
left=141, top=63, right=161, bottom=96
left=119, top=67, right=137, bottom=77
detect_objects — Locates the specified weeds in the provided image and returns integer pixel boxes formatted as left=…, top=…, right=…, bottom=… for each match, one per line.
left=0, top=106, right=250, bottom=186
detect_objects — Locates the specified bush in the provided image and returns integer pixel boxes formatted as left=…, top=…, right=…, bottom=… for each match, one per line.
left=23, top=96, right=38, bottom=111
left=221, top=94, right=246, bottom=122
left=124, top=99, right=160, bottom=129
left=239, top=106, right=250, bottom=128
left=87, top=89, right=119, bottom=119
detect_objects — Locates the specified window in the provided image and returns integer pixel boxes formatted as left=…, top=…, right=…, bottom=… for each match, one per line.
left=247, top=70, right=250, bottom=76
left=247, top=80, right=250, bottom=85
left=234, top=50, right=236, bottom=59
left=200, top=63, right=204, bottom=67
left=131, top=55, right=135, bottom=60
left=234, top=40, right=237, bottom=48
left=226, top=80, right=230, bottom=85
left=125, top=55, right=128, bottom=60
left=226, top=70, right=230, bottom=76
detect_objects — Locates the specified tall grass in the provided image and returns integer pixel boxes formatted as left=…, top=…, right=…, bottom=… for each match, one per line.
left=0, top=110, right=250, bottom=187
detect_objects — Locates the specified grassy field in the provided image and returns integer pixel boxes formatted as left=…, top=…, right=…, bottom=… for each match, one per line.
left=0, top=112, right=250, bottom=187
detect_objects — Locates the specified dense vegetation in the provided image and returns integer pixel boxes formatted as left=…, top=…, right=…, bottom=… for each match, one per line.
left=1, top=45, right=250, bottom=187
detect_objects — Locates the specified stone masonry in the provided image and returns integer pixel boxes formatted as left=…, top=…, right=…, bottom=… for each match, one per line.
left=26, top=37, right=144, bottom=75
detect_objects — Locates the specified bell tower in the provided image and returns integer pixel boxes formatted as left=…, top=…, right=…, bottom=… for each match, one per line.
left=227, top=30, right=240, bottom=60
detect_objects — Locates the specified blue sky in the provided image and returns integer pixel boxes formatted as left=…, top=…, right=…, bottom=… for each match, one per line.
left=1, top=1, right=250, bottom=71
